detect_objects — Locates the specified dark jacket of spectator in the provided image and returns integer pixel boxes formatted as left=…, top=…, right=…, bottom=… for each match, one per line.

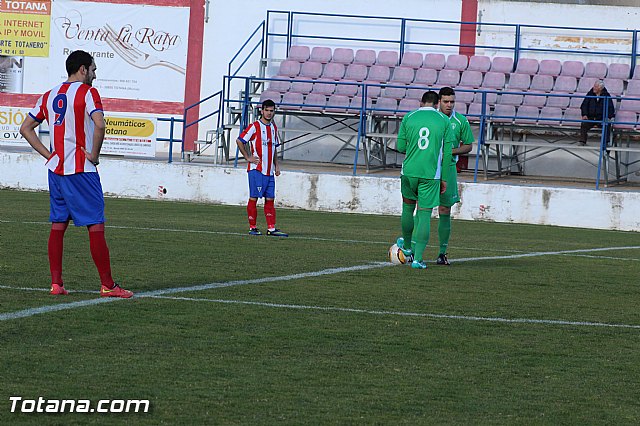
left=580, top=88, right=615, bottom=120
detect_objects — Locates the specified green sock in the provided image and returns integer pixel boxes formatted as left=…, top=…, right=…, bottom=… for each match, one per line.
left=413, top=208, right=432, bottom=262
left=401, top=202, right=416, bottom=251
left=438, top=213, right=451, bottom=255
left=411, top=208, right=420, bottom=252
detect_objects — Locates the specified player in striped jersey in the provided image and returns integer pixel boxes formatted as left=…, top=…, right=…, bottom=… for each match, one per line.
left=236, top=99, right=288, bottom=237
left=396, top=91, right=455, bottom=269
left=436, top=87, right=475, bottom=265
left=19, top=50, right=133, bottom=298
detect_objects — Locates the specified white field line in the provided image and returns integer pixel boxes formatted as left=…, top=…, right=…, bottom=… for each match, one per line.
left=1, top=245, right=639, bottom=324
left=145, top=295, right=640, bottom=330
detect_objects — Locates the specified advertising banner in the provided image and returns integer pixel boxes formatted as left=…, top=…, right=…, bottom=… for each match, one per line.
left=103, top=114, right=157, bottom=157
left=0, top=0, right=51, bottom=57
left=18, top=1, right=189, bottom=103
left=0, top=106, right=31, bottom=146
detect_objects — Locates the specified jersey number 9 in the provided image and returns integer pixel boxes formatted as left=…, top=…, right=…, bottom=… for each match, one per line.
left=52, top=93, right=68, bottom=126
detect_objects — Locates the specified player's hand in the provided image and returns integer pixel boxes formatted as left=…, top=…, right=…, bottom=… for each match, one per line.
left=275, top=163, right=281, bottom=177
left=81, top=147, right=99, bottom=166
left=248, top=155, right=260, bottom=165
left=440, top=180, right=447, bottom=194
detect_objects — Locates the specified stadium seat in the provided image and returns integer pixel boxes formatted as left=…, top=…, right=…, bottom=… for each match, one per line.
left=311, top=78, right=336, bottom=95
left=633, top=64, right=640, bottom=79
left=560, top=60, right=585, bottom=78
left=259, top=90, right=281, bottom=104
left=545, top=92, right=570, bottom=109
left=607, top=63, right=630, bottom=80
left=310, top=47, right=332, bottom=64
left=507, top=73, right=531, bottom=91
left=553, top=76, right=578, bottom=93
left=268, top=77, right=291, bottom=93
left=459, top=70, right=483, bottom=88
left=413, top=68, right=438, bottom=86
left=454, top=89, right=475, bottom=105
left=538, top=59, right=561, bottom=76
left=499, top=93, right=523, bottom=106
left=376, top=50, right=399, bottom=67
left=474, top=91, right=498, bottom=105
left=481, top=72, right=506, bottom=90
left=445, top=54, right=468, bottom=71
left=490, top=56, right=514, bottom=73
left=277, top=60, right=301, bottom=78
left=436, top=69, right=460, bottom=86
left=398, top=98, right=420, bottom=115
left=382, top=85, right=406, bottom=100
left=345, top=63, right=368, bottom=82
left=290, top=80, right=313, bottom=95
left=349, top=96, right=373, bottom=113
left=515, top=105, right=539, bottom=124
left=514, top=58, right=539, bottom=75
left=391, top=66, right=415, bottom=85
left=367, top=65, right=391, bottom=82
left=603, top=78, right=623, bottom=96
left=334, top=80, right=359, bottom=97
left=530, top=74, right=554, bottom=92
left=467, top=55, right=491, bottom=73
left=584, top=62, right=607, bottom=79
left=325, top=95, right=351, bottom=113
left=539, top=106, right=563, bottom=126
left=467, top=102, right=483, bottom=121
left=562, top=107, right=583, bottom=127
left=357, top=82, right=381, bottom=98
left=303, top=93, right=327, bottom=111
left=400, top=52, right=424, bottom=69
left=576, top=77, right=597, bottom=94
left=354, top=49, right=376, bottom=66
left=373, top=97, right=398, bottom=115
left=423, top=53, right=446, bottom=70
left=455, top=102, right=469, bottom=114
left=321, top=62, right=346, bottom=80
left=405, top=88, right=425, bottom=100
left=281, top=91, right=304, bottom=110
left=569, top=94, right=584, bottom=109
left=523, top=91, right=546, bottom=107
left=627, top=80, right=640, bottom=97
left=299, top=61, right=323, bottom=79
left=491, top=104, right=516, bottom=123
left=613, top=110, right=637, bottom=130
left=619, top=99, right=640, bottom=112
left=332, top=48, right=354, bottom=65
left=288, top=46, right=310, bottom=62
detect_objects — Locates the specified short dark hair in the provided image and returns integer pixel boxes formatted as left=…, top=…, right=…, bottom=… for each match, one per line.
left=421, top=91, right=439, bottom=106
left=262, top=99, right=276, bottom=109
left=66, top=50, right=94, bottom=76
left=439, top=87, right=455, bottom=98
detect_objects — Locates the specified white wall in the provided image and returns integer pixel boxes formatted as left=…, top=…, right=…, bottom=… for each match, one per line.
left=2, top=151, right=638, bottom=232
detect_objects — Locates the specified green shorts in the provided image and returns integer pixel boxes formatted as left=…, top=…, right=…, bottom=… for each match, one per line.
left=440, top=164, right=460, bottom=207
left=400, top=175, right=441, bottom=209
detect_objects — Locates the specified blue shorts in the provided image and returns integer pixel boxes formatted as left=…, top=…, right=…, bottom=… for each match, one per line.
left=248, top=169, right=275, bottom=199
left=48, top=170, right=105, bottom=226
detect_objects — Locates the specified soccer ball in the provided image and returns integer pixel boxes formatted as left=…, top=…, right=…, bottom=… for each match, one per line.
left=388, top=244, right=407, bottom=265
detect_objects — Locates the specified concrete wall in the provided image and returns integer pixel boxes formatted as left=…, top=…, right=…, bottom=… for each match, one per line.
left=2, top=150, right=638, bottom=232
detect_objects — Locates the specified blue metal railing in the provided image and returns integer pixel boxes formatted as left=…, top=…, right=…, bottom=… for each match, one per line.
left=181, top=90, right=223, bottom=160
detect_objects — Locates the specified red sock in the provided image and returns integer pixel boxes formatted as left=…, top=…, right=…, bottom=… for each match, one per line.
left=247, top=199, right=258, bottom=229
left=87, top=223, right=115, bottom=289
left=264, top=199, right=276, bottom=230
left=48, top=222, right=68, bottom=285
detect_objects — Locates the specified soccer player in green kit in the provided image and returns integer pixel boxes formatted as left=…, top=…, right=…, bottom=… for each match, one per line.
left=436, top=86, right=474, bottom=265
left=396, top=91, right=455, bottom=269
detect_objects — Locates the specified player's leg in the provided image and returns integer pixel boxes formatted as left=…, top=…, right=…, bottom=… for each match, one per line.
left=48, top=171, right=72, bottom=295
left=399, top=175, right=417, bottom=256
left=263, top=175, right=287, bottom=237
left=437, top=165, right=458, bottom=265
left=62, top=172, right=132, bottom=298
left=411, top=179, right=441, bottom=269
left=247, top=170, right=261, bottom=235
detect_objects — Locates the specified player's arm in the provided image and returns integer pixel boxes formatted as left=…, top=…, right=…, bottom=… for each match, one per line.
left=272, top=144, right=280, bottom=176
left=82, top=111, right=105, bottom=165
left=453, top=117, right=474, bottom=155
left=236, top=137, right=260, bottom=165
left=19, top=115, right=51, bottom=160
left=440, top=123, right=455, bottom=191
left=396, top=119, right=408, bottom=153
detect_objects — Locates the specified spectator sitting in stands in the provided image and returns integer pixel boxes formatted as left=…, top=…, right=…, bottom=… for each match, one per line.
left=578, top=79, right=615, bottom=145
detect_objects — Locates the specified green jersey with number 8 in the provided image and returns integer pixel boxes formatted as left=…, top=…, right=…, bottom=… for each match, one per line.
left=397, top=107, right=455, bottom=180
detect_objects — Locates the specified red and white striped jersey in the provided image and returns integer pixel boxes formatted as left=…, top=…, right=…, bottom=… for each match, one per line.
left=238, top=120, right=280, bottom=176
left=28, top=81, right=103, bottom=175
